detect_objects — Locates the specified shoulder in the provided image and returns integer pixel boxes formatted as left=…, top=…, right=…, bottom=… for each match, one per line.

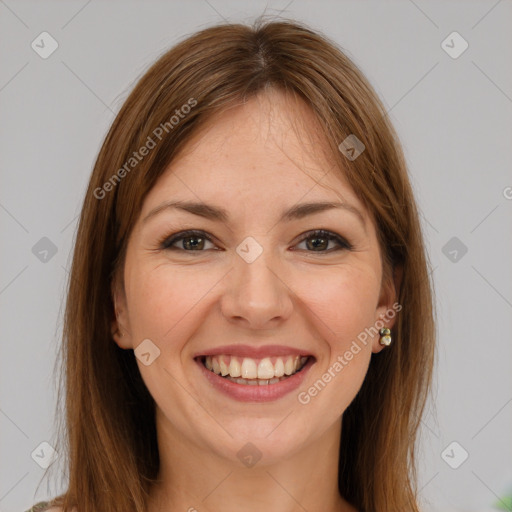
left=25, top=503, right=70, bottom=512
left=25, top=503, right=51, bottom=512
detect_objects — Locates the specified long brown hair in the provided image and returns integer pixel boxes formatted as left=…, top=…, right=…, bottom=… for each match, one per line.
left=46, top=17, right=436, bottom=512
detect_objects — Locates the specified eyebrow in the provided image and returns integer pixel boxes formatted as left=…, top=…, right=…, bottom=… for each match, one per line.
left=143, top=200, right=366, bottom=230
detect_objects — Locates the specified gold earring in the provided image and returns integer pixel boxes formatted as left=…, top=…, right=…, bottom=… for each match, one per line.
left=379, top=327, right=392, bottom=346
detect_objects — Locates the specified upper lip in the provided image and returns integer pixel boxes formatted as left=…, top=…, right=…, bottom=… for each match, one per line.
left=193, top=344, right=314, bottom=359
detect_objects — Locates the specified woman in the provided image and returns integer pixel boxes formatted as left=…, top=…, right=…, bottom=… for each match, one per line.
left=28, top=17, right=435, bottom=512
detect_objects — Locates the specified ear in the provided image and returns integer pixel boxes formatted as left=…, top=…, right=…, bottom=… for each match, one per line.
left=111, top=271, right=133, bottom=350
left=372, top=263, right=403, bottom=353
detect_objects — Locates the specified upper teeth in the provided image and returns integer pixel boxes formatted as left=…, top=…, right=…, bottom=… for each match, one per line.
left=203, top=355, right=308, bottom=379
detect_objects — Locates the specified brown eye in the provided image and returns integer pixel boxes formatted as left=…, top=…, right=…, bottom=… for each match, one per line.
left=294, top=230, right=352, bottom=252
left=160, top=230, right=216, bottom=251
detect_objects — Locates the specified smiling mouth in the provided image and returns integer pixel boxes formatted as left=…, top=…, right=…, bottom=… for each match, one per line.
left=197, top=354, right=311, bottom=385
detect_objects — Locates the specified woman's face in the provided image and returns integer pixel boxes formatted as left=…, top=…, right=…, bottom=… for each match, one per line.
left=113, top=89, right=398, bottom=466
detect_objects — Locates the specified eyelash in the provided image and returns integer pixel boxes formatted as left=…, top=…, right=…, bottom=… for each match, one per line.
left=158, top=229, right=353, bottom=254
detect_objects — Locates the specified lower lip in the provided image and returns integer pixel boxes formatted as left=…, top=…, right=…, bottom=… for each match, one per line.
left=195, top=357, right=314, bottom=403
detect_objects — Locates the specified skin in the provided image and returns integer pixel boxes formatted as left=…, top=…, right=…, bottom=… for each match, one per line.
left=112, top=89, right=401, bottom=512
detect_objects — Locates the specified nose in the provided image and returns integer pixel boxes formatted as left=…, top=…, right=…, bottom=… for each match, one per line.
left=220, top=248, right=294, bottom=330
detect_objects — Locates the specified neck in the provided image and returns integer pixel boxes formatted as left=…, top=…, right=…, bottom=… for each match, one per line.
left=147, top=410, right=356, bottom=512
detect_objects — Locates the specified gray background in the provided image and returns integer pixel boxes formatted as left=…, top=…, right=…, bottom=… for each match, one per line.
left=1, top=1, right=511, bottom=511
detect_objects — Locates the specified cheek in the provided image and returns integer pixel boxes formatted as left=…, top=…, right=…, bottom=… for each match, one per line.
left=294, top=266, right=378, bottom=417
left=125, top=262, right=214, bottom=341
left=293, top=263, right=381, bottom=349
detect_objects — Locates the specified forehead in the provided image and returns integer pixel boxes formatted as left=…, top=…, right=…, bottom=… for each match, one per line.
left=141, top=89, right=366, bottom=218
